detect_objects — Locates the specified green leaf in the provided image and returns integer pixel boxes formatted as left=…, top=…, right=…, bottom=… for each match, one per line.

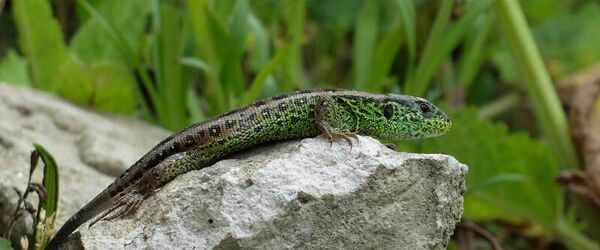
left=0, top=238, right=11, bottom=250
left=247, top=13, right=270, bottom=71
left=70, top=0, right=150, bottom=66
left=531, top=3, right=600, bottom=77
left=76, top=0, right=159, bottom=119
left=178, top=57, right=211, bottom=72
left=188, top=0, right=227, bottom=115
left=282, top=0, right=306, bottom=91
left=495, top=0, right=579, bottom=171
left=13, top=0, right=68, bottom=91
left=352, top=0, right=379, bottom=90
left=241, top=43, right=292, bottom=106
left=0, top=50, right=31, bottom=85
left=32, top=143, right=59, bottom=249
left=153, top=1, right=188, bottom=130
left=187, top=87, right=206, bottom=124
left=457, top=14, right=493, bottom=87
left=220, top=0, right=250, bottom=97
left=407, top=107, right=560, bottom=224
left=394, top=0, right=416, bottom=85
left=407, top=0, right=491, bottom=96
left=369, top=25, right=404, bottom=92
left=56, top=60, right=136, bottom=114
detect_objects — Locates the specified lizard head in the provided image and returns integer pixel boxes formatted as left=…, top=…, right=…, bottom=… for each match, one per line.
left=357, top=94, right=452, bottom=140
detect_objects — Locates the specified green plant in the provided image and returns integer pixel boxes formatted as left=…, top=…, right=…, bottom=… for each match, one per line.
left=3, top=144, right=59, bottom=250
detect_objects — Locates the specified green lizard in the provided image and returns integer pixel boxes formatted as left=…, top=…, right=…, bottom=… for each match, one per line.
left=45, top=89, right=451, bottom=249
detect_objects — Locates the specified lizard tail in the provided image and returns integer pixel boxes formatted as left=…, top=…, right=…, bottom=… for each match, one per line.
left=45, top=190, right=112, bottom=250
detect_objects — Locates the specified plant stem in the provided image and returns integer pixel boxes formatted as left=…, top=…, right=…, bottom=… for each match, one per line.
left=494, top=0, right=579, bottom=170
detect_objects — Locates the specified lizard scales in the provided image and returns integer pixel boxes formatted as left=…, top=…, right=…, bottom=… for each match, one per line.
left=46, top=89, right=451, bottom=249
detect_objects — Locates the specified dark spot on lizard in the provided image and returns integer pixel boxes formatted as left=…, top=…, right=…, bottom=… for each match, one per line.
left=134, top=171, right=144, bottom=180
left=218, top=140, right=226, bottom=145
left=272, top=94, right=289, bottom=100
left=252, top=100, right=266, bottom=107
left=254, top=125, right=263, bottom=133
left=247, top=112, right=257, bottom=121
left=184, top=134, right=195, bottom=146
left=146, top=155, right=161, bottom=169
left=294, top=97, right=307, bottom=106
left=278, top=102, right=288, bottom=111
left=238, top=119, right=250, bottom=128
left=170, top=141, right=180, bottom=151
left=261, top=107, right=271, bottom=118
left=209, top=125, right=221, bottom=137
left=308, top=103, right=315, bottom=109
left=321, top=88, right=341, bottom=92
left=225, top=120, right=237, bottom=129
left=291, top=116, right=300, bottom=123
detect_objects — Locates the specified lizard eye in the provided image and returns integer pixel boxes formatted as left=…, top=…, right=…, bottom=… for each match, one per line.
left=383, top=104, right=394, bottom=119
left=419, top=102, right=431, bottom=113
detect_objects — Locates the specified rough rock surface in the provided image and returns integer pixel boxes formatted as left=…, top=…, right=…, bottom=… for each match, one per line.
left=0, top=83, right=468, bottom=249
left=69, top=136, right=467, bottom=250
left=0, top=83, right=169, bottom=239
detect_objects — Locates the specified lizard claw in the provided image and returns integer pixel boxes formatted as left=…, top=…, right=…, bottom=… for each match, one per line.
left=324, top=131, right=359, bottom=149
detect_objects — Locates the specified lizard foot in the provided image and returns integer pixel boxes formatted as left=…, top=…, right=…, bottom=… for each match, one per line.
left=88, top=192, right=144, bottom=227
left=323, top=130, right=359, bottom=149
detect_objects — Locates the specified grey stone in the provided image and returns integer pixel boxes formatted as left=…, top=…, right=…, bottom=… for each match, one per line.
left=73, top=136, right=467, bottom=250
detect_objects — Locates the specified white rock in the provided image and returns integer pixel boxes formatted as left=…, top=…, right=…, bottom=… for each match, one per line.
left=72, top=136, right=467, bottom=250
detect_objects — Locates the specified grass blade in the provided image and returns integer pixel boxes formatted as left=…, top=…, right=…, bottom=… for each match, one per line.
left=408, top=0, right=491, bottom=97
left=177, top=57, right=211, bottom=72
left=404, top=0, right=452, bottom=95
left=187, top=87, right=206, bottom=123
left=12, top=0, right=68, bottom=91
left=32, top=144, right=59, bottom=249
left=187, top=0, right=226, bottom=115
left=369, top=25, right=405, bottom=92
left=241, top=43, right=292, bottom=105
left=282, top=0, right=306, bottom=92
left=352, top=0, right=379, bottom=91
left=494, top=0, right=579, bottom=170
left=457, top=14, right=493, bottom=88
left=153, top=1, right=188, bottom=130
left=247, top=13, right=270, bottom=71
left=220, top=0, right=250, bottom=97
left=394, top=0, right=416, bottom=86
left=76, top=0, right=160, bottom=120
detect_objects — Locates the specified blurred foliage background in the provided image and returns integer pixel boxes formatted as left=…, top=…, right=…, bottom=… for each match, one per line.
left=1, top=0, right=600, bottom=249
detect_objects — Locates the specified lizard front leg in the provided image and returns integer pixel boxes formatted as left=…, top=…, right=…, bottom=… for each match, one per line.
left=315, top=95, right=359, bottom=147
